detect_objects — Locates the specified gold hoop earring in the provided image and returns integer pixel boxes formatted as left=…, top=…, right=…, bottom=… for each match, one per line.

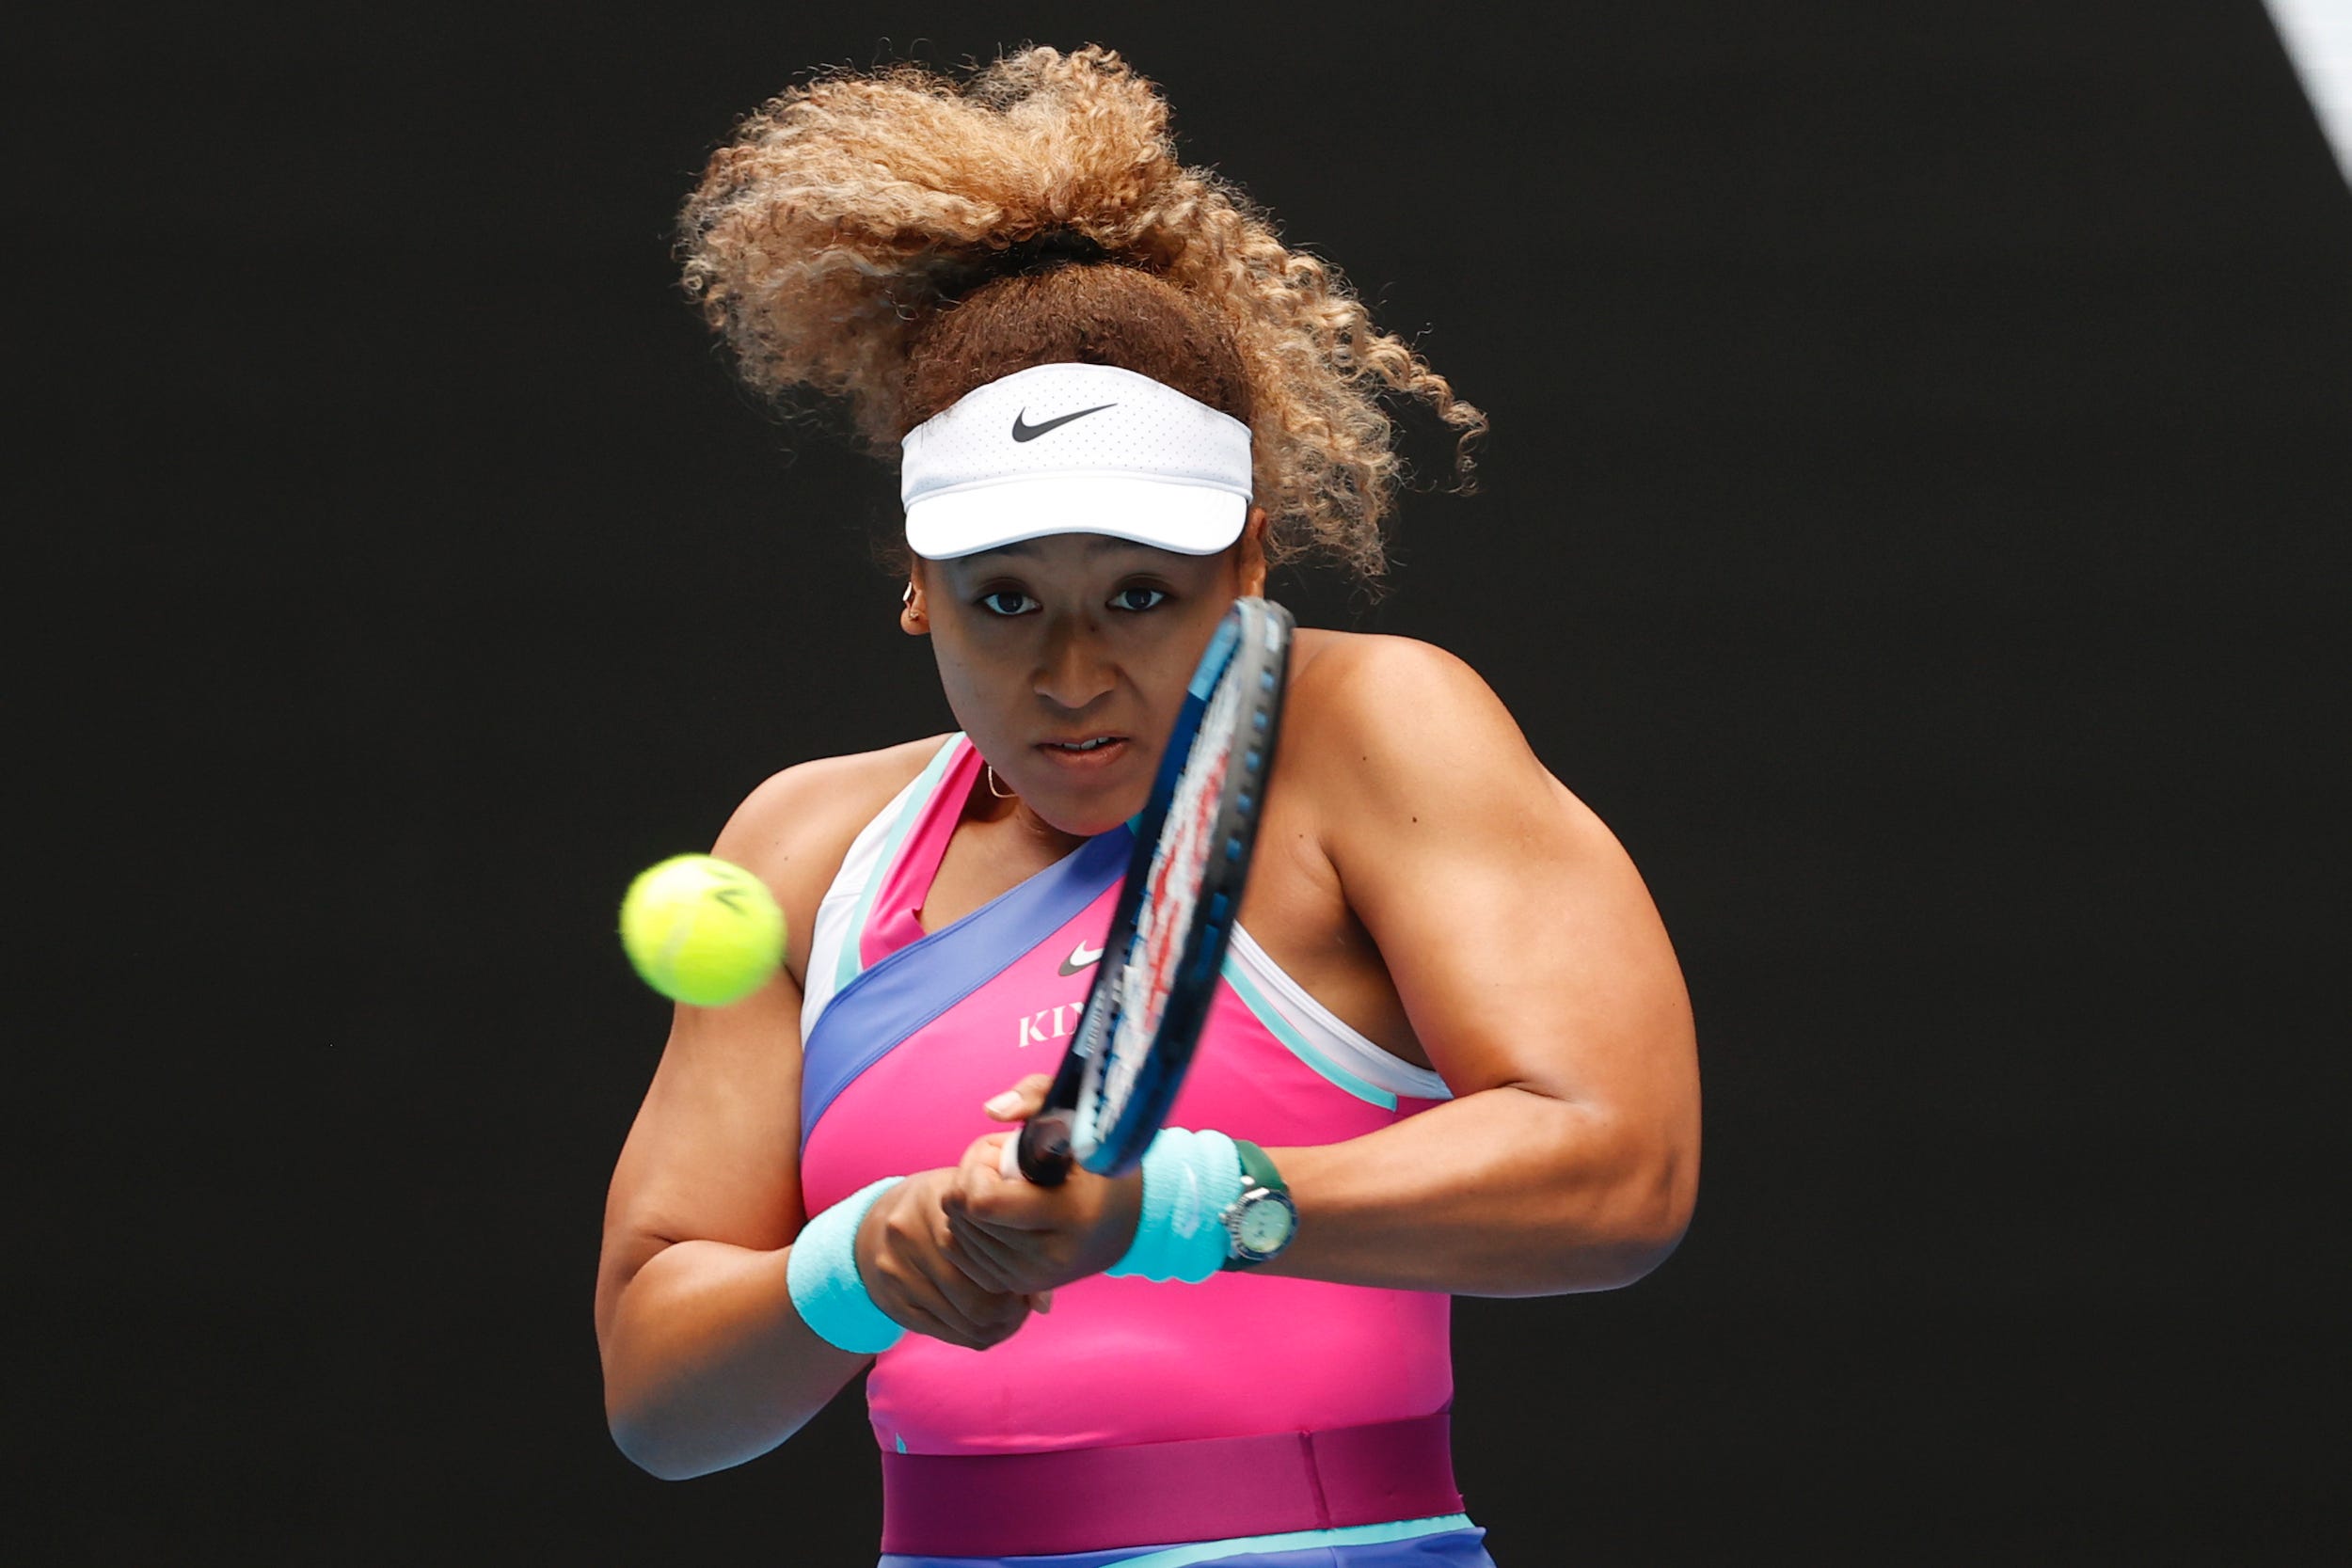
left=986, top=766, right=1015, bottom=800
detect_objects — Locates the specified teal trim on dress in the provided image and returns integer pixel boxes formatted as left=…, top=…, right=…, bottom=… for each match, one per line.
left=836, top=736, right=964, bottom=993
left=1218, top=953, right=1397, bottom=1111
left=1102, top=1513, right=1477, bottom=1567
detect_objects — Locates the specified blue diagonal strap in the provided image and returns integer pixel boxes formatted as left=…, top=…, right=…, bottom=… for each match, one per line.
left=800, top=827, right=1131, bottom=1148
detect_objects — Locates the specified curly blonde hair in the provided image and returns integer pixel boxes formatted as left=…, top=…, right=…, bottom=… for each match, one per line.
left=678, top=44, right=1484, bottom=580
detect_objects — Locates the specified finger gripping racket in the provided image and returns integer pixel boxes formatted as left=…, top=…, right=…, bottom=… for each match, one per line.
left=1012, top=595, right=1295, bottom=1185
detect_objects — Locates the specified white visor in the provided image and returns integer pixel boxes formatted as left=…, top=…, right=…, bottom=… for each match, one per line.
left=900, top=362, right=1252, bottom=561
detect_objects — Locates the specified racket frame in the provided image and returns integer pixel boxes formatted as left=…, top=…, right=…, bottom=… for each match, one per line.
left=1015, top=595, right=1294, bottom=1184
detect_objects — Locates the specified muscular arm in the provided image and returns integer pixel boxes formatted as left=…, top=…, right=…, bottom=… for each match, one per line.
left=943, top=640, right=1699, bottom=1301
left=594, top=766, right=868, bottom=1481
left=1263, top=638, right=1700, bottom=1295
left=596, top=746, right=1030, bottom=1480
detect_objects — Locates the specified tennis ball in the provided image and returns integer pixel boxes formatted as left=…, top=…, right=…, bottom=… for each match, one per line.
left=618, top=853, right=787, bottom=1007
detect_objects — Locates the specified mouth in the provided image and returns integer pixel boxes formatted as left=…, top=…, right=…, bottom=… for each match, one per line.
left=1033, top=734, right=1132, bottom=771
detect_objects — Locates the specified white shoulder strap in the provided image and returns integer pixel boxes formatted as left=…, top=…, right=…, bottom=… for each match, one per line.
left=799, top=736, right=964, bottom=1039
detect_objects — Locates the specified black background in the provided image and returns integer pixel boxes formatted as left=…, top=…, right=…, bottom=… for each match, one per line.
left=25, top=3, right=2346, bottom=1562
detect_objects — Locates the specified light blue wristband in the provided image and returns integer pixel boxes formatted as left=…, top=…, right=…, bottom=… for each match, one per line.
left=1104, top=1128, right=1246, bottom=1284
left=787, top=1176, right=907, bottom=1354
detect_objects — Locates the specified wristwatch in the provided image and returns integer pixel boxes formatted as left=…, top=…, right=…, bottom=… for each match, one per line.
left=1217, top=1140, right=1298, bottom=1271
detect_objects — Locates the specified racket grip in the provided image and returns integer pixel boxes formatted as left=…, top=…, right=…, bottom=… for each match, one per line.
left=1012, top=1114, right=1075, bottom=1187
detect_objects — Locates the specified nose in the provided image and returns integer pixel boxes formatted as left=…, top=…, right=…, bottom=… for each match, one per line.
left=1033, top=615, right=1116, bottom=712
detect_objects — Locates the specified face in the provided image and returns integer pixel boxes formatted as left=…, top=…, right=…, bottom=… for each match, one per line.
left=908, top=516, right=1266, bottom=838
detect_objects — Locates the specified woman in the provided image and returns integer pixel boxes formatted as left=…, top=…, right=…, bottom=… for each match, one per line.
left=595, top=45, right=1700, bottom=1566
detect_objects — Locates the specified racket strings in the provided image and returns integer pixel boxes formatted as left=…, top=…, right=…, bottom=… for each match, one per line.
left=1089, top=672, right=1244, bottom=1129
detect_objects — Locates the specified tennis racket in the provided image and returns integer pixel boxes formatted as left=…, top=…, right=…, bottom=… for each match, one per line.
left=1008, top=594, right=1295, bottom=1185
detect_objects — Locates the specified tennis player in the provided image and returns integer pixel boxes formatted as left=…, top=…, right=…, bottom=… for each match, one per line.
left=595, top=46, right=1700, bottom=1567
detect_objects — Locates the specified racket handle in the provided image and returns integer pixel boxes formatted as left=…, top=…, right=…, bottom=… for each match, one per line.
left=1011, top=1113, right=1075, bottom=1187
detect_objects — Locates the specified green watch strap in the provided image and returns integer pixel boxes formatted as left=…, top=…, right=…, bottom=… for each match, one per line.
left=1232, top=1139, right=1287, bottom=1196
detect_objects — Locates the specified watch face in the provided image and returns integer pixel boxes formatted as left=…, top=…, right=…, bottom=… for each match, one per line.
left=1235, top=1193, right=1296, bottom=1256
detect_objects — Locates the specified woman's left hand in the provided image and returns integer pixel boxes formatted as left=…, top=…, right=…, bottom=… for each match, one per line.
left=941, top=1075, right=1145, bottom=1300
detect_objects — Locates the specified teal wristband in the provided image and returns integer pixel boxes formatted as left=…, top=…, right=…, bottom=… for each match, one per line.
left=787, top=1177, right=907, bottom=1354
left=1104, top=1129, right=1246, bottom=1284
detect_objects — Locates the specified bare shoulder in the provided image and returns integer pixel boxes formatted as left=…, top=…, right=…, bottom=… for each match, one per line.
left=713, top=734, right=949, bottom=877
left=1280, top=629, right=1623, bottom=867
left=1283, top=630, right=1543, bottom=784
left=712, top=734, right=953, bottom=979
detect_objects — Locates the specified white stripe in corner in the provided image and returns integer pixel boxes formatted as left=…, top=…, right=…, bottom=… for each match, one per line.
left=1225, top=924, right=1454, bottom=1104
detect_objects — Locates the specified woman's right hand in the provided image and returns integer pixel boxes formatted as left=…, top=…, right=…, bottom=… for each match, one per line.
left=854, top=1169, right=1041, bottom=1351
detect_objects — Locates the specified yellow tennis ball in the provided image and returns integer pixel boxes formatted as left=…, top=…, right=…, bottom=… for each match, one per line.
left=618, top=853, right=787, bottom=1007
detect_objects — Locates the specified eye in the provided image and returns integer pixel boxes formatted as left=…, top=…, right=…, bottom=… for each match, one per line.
left=977, top=590, right=1040, bottom=617
left=1110, top=586, right=1169, bottom=612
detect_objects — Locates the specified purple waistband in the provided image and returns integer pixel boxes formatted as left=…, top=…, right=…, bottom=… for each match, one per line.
left=879, top=1411, right=1462, bottom=1557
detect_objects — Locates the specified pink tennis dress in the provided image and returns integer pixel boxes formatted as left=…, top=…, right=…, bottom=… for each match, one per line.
left=797, top=736, right=1493, bottom=1566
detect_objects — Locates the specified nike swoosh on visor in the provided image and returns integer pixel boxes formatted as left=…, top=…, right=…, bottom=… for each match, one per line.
left=1010, top=404, right=1118, bottom=442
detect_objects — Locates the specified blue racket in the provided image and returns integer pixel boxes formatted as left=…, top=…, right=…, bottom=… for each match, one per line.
left=1009, top=595, right=1295, bottom=1184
